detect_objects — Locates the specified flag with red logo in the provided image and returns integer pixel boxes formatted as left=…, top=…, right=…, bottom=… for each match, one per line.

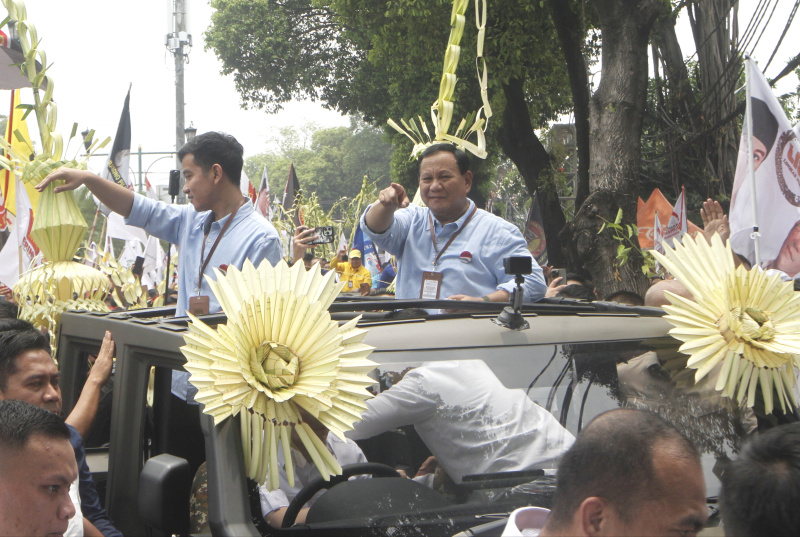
left=730, top=58, right=800, bottom=274
left=522, top=192, right=548, bottom=266
left=255, top=165, right=271, bottom=219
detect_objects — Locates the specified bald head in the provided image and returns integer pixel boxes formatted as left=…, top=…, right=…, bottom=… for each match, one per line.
left=645, top=279, right=694, bottom=308
left=545, top=409, right=702, bottom=534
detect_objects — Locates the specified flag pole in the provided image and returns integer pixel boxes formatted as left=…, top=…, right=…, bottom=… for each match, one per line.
left=745, top=56, right=762, bottom=265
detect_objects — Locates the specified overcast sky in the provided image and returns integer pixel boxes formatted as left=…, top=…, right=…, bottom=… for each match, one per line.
left=4, top=1, right=799, bottom=189
left=8, top=0, right=349, bottom=187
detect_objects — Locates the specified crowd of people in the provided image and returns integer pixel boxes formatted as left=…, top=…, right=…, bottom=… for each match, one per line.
left=2, top=131, right=798, bottom=536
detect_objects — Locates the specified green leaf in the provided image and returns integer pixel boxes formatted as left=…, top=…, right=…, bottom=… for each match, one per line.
left=598, top=222, right=606, bottom=234
left=613, top=208, right=623, bottom=225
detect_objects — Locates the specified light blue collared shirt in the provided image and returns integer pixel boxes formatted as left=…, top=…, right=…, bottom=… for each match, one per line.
left=126, top=194, right=282, bottom=399
left=359, top=200, right=546, bottom=302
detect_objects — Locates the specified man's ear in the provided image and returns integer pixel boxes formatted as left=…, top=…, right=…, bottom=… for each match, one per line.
left=579, top=497, right=614, bottom=536
left=464, top=170, right=473, bottom=193
left=211, top=163, right=224, bottom=184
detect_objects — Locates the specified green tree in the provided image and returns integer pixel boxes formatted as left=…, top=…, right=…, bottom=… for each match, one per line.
left=243, top=120, right=393, bottom=211
left=205, top=0, right=577, bottom=265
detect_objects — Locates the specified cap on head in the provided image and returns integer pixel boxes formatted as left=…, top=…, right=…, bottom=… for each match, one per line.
left=349, top=249, right=362, bottom=259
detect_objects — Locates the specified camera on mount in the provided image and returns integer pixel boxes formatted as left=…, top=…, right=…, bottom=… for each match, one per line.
left=494, top=256, right=531, bottom=331
left=503, top=256, right=532, bottom=276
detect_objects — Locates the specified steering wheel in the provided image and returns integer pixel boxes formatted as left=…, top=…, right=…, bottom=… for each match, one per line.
left=281, top=462, right=399, bottom=528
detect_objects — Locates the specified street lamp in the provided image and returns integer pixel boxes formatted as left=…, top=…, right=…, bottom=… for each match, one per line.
left=184, top=122, right=197, bottom=142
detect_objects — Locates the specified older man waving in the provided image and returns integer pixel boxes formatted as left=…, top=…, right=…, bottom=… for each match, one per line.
left=360, top=143, right=546, bottom=303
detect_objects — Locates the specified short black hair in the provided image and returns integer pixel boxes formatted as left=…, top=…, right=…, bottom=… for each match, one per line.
left=721, top=422, right=800, bottom=537
left=604, top=290, right=645, bottom=306
left=418, top=143, right=470, bottom=175
left=556, top=283, right=595, bottom=301
left=0, top=298, right=19, bottom=320
left=177, top=131, right=244, bottom=186
left=566, top=273, right=591, bottom=286
left=0, top=399, right=69, bottom=451
left=548, top=409, right=699, bottom=528
left=751, top=98, right=779, bottom=154
left=0, top=318, right=51, bottom=390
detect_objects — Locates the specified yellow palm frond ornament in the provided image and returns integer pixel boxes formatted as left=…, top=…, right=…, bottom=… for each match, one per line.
left=180, top=259, right=377, bottom=489
left=388, top=0, right=491, bottom=159
left=652, top=234, right=800, bottom=415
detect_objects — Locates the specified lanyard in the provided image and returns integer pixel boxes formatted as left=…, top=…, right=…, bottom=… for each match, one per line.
left=428, top=204, right=477, bottom=268
left=197, top=198, right=246, bottom=291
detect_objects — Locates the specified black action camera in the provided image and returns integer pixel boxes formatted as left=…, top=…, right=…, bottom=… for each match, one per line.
left=503, top=256, right=532, bottom=275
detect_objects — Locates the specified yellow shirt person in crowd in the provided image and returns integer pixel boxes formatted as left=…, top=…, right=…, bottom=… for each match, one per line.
left=335, top=249, right=372, bottom=296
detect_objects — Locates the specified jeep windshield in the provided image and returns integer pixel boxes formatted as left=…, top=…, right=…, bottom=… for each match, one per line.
left=55, top=301, right=746, bottom=536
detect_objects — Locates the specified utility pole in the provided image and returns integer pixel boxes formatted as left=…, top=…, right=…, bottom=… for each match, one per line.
left=165, top=0, right=191, bottom=203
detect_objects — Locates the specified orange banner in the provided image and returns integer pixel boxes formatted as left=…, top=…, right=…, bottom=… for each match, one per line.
left=637, top=188, right=701, bottom=249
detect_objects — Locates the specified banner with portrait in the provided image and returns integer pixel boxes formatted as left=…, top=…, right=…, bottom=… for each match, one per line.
left=730, top=58, right=800, bottom=276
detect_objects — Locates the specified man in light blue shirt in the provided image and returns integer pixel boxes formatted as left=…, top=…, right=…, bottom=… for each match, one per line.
left=39, top=132, right=282, bottom=401
left=360, top=143, right=545, bottom=303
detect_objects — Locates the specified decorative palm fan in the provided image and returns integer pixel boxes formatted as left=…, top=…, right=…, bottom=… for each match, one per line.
left=180, top=259, right=377, bottom=489
left=652, top=234, right=800, bottom=414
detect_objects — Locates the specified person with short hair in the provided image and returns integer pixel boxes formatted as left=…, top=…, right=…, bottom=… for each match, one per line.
left=535, top=408, right=707, bottom=537
left=361, top=143, right=546, bottom=303
left=334, top=248, right=372, bottom=295
left=0, top=318, right=122, bottom=537
left=720, top=422, right=800, bottom=537
left=38, top=132, right=283, bottom=449
left=0, top=399, right=78, bottom=537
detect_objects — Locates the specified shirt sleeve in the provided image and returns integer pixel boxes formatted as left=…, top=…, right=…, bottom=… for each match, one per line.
left=360, top=203, right=416, bottom=257
left=244, top=234, right=283, bottom=269
left=346, top=371, right=436, bottom=440
left=494, top=227, right=547, bottom=302
left=70, top=429, right=123, bottom=537
left=259, top=484, right=291, bottom=515
left=125, top=193, right=189, bottom=246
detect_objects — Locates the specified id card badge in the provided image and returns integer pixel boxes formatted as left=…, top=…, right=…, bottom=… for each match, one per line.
left=189, top=295, right=210, bottom=316
left=420, top=271, right=443, bottom=299
left=348, top=281, right=354, bottom=289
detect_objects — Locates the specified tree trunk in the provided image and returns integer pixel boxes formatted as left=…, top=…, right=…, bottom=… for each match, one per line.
left=568, top=0, right=667, bottom=300
left=497, top=77, right=567, bottom=267
left=547, top=0, right=592, bottom=211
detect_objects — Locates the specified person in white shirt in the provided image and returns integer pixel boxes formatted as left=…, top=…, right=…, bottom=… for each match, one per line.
left=347, top=360, right=575, bottom=484
left=258, top=413, right=368, bottom=527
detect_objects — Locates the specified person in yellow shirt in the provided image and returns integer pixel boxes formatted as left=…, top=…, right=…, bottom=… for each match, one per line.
left=335, top=249, right=372, bottom=296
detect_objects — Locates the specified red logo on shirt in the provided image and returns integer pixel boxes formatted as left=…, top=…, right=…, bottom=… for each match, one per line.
left=460, top=251, right=473, bottom=263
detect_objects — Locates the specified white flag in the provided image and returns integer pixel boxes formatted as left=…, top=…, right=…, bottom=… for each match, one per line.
left=118, top=239, right=143, bottom=269
left=142, top=235, right=165, bottom=289
left=730, top=58, right=800, bottom=275
left=663, top=186, right=687, bottom=247
left=0, top=177, right=38, bottom=287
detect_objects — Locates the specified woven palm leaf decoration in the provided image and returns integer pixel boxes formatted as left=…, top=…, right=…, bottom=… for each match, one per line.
left=180, top=259, right=377, bottom=489
left=387, top=0, right=491, bottom=159
left=652, top=234, right=800, bottom=414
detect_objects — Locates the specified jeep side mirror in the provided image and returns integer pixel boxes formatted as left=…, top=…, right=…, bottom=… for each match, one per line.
left=138, top=453, right=191, bottom=536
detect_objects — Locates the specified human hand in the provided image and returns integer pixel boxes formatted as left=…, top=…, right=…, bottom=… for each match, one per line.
left=541, top=265, right=553, bottom=281
left=377, top=182, right=409, bottom=210
left=415, top=456, right=438, bottom=478
left=292, top=225, right=318, bottom=262
left=545, top=277, right=566, bottom=298
left=446, top=294, right=482, bottom=301
left=88, top=331, right=114, bottom=387
left=700, top=198, right=729, bottom=243
left=36, top=167, right=92, bottom=193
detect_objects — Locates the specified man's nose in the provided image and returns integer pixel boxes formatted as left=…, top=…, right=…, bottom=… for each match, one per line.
left=43, top=383, right=59, bottom=402
left=60, top=493, right=76, bottom=520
